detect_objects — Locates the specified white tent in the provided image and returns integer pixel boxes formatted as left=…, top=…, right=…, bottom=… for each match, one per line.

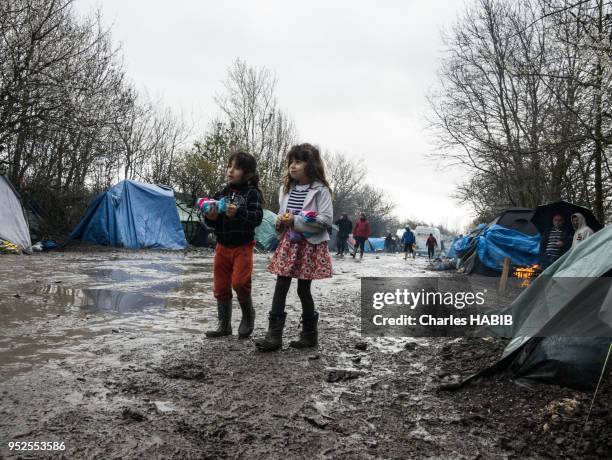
left=0, top=174, right=32, bottom=253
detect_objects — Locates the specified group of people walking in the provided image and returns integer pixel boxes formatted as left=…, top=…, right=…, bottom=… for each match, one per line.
left=334, top=213, right=371, bottom=259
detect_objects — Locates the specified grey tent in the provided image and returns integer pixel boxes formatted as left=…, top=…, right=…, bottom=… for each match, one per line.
left=456, top=225, right=612, bottom=390
left=489, top=207, right=538, bottom=235
left=0, top=174, right=32, bottom=253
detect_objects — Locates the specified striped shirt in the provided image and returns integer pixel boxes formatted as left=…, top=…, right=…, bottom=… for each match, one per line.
left=545, top=228, right=563, bottom=257
left=286, top=184, right=310, bottom=213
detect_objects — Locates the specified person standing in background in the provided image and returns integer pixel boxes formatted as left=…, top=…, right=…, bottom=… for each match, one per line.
left=402, top=227, right=416, bottom=260
left=351, top=213, right=370, bottom=260
left=335, top=213, right=353, bottom=258
left=539, top=214, right=572, bottom=269
left=426, top=233, right=438, bottom=260
left=571, top=213, right=594, bottom=249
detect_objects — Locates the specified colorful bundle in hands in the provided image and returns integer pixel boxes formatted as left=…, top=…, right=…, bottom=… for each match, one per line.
left=286, top=210, right=318, bottom=242
left=300, top=210, right=318, bottom=223
left=196, top=197, right=228, bottom=214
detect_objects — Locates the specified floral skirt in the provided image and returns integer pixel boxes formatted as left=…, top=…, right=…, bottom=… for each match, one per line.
left=267, top=233, right=333, bottom=280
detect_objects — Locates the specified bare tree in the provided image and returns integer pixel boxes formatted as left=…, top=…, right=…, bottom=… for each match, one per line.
left=214, top=58, right=296, bottom=206
left=429, top=0, right=611, bottom=222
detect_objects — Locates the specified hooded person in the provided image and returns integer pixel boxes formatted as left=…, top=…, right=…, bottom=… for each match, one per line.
left=401, top=227, right=416, bottom=260
left=571, top=212, right=594, bottom=248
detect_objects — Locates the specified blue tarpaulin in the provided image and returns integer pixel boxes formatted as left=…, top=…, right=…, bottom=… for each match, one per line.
left=452, top=223, right=488, bottom=258
left=347, top=237, right=386, bottom=253
left=452, top=236, right=473, bottom=256
left=366, top=237, right=386, bottom=252
left=71, top=180, right=187, bottom=249
left=475, top=224, right=540, bottom=271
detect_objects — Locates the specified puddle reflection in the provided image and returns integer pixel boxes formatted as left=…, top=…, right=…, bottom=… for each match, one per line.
left=38, top=285, right=167, bottom=313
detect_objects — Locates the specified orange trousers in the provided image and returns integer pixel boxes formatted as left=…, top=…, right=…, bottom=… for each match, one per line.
left=213, top=241, right=255, bottom=305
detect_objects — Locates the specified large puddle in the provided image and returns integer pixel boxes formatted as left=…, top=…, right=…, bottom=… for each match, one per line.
left=0, top=253, right=228, bottom=381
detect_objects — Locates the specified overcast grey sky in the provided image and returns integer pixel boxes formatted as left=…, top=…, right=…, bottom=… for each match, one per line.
left=76, top=0, right=473, bottom=231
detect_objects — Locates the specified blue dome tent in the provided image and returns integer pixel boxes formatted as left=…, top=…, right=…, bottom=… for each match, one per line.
left=71, top=180, right=187, bottom=249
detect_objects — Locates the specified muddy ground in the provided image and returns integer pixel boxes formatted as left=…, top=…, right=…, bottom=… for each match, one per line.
left=0, top=249, right=610, bottom=459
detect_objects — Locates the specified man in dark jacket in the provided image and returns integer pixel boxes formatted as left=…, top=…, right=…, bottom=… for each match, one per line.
left=335, top=213, right=353, bottom=257
left=426, top=233, right=438, bottom=260
left=539, top=214, right=572, bottom=269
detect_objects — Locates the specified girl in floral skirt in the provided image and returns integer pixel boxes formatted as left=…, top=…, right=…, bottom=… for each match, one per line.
left=255, top=143, right=333, bottom=351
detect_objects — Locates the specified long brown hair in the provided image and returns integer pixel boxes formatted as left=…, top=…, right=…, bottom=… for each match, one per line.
left=282, top=143, right=331, bottom=193
left=227, top=150, right=264, bottom=202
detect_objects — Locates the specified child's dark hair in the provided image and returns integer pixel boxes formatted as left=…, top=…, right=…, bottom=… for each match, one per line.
left=227, top=150, right=264, bottom=201
left=283, top=143, right=331, bottom=193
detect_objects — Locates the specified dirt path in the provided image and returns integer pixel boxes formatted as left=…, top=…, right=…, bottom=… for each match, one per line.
left=0, top=250, right=609, bottom=459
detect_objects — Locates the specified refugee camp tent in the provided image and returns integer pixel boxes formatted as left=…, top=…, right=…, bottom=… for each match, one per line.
left=366, top=237, right=386, bottom=252
left=0, top=174, right=32, bottom=254
left=457, top=209, right=540, bottom=276
left=489, top=208, right=538, bottom=235
left=456, top=225, right=612, bottom=390
left=176, top=197, right=209, bottom=246
left=255, top=209, right=278, bottom=251
left=458, top=224, right=541, bottom=275
left=446, top=237, right=460, bottom=259
left=415, top=226, right=441, bottom=256
left=347, top=236, right=377, bottom=253
left=71, top=180, right=187, bottom=249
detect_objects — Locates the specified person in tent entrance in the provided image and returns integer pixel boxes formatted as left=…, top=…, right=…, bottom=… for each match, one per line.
left=351, top=213, right=370, bottom=260
left=426, top=233, right=438, bottom=260
left=571, top=213, right=594, bottom=249
left=335, top=213, right=352, bottom=258
left=539, top=214, right=572, bottom=269
left=255, top=143, right=333, bottom=352
left=402, top=227, right=416, bottom=260
left=203, top=151, right=263, bottom=339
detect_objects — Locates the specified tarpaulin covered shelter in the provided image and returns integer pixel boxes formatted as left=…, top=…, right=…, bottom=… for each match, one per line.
left=458, top=224, right=541, bottom=275
left=456, top=225, right=612, bottom=390
left=71, top=180, right=187, bottom=249
left=451, top=224, right=487, bottom=259
left=0, top=174, right=32, bottom=254
left=457, top=209, right=540, bottom=276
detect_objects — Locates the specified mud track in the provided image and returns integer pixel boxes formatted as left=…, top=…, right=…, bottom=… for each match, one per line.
left=0, top=250, right=609, bottom=459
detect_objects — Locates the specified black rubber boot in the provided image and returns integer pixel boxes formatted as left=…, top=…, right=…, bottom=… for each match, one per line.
left=205, top=303, right=232, bottom=337
left=289, top=312, right=319, bottom=349
left=254, top=312, right=286, bottom=351
left=238, top=297, right=255, bottom=339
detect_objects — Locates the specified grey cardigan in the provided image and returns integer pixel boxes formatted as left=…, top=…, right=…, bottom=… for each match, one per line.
left=278, top=181, right=333, bottom=244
